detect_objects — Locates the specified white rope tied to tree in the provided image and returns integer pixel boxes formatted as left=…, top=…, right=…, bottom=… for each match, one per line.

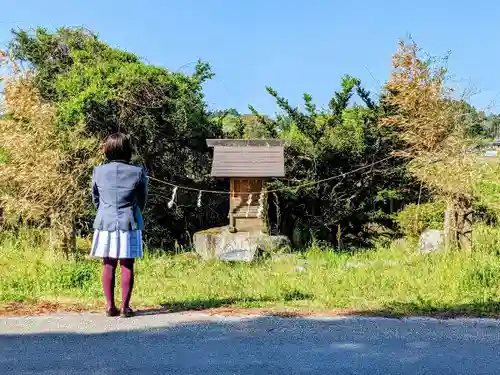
left=197, top=191, right=203, bottom=208
left=146, top=155, right=394, bottom=195
left=245, top=193, right=253, bottom=218
left=257, top=188, right=265, bottom=218
left=167, top=186, right=178, bottom=208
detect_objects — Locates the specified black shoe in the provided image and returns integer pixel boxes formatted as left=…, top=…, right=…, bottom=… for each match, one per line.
left=106, top=307, right=120, bottom=317
left=121, top=307, right=135, bottom=318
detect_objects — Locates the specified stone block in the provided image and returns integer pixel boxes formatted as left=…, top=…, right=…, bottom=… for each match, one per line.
left=193, top=227, right=290, bottom=262
left=419, top=229, right=444, bottom=253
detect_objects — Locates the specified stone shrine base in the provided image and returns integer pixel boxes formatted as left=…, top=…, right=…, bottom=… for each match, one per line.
left=193, top=226, right=290, bottom=262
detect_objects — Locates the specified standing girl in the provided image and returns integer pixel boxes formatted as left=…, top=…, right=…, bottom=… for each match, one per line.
left=90, top=133, right=148, bottom=317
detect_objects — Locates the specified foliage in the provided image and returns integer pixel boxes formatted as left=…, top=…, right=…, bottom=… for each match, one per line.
left=381, top=40, right=477, bottom=201
left=210, top=108, right=274, bottom=139
left=247, top=76, right=421, bottom=247
left=472, top=159, right=500, bottom=221
left=456, top=100, right=488, bottom=138
left=0, top=74, right=100, bottom=252
left=394, top=201, right=446, bottom=237
left=482, top=114, right=500, bottom=139
left=3, top=27, right=225, bottom=247
left=210, top=108, right=242, bottom=136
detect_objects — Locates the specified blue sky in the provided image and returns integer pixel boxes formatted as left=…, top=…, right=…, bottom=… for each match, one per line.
left=1, top=0, right=500, bottom=115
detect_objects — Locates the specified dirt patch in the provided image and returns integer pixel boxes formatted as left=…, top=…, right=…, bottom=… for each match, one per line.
left=2, top=301, right=500, bottom=320
left=202, top=307, right=500, bottom=320
left=0, top=302, right=367, bottom=318
left=202, top=307, right=362, bottom=318
left=0, top=302, right=99, bottom=316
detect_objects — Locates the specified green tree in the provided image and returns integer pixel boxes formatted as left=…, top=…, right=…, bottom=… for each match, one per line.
left=3, top=27, right=225, bottom=247
left=483, top=114, right=500, bottom=139
left=450, top=100, right=487, bottom=138
left=252, top=75, right=419, bottom=248
left=209, top=109, right=245, bottom=137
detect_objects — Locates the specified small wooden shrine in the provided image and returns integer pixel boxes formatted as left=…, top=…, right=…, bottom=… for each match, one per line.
left=206, top=139, right=285, bottom=233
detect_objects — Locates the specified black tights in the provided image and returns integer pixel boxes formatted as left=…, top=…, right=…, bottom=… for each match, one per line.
left=102, top=258, right=135, bottom=310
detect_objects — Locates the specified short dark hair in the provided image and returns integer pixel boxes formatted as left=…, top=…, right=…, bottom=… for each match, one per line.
left=101, top=133, right=133, bottom=162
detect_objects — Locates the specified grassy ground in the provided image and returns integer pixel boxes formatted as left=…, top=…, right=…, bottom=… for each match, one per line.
left=1, top=226, right=500, bottom=318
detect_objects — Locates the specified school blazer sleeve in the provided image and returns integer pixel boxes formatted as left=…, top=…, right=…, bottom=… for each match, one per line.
left=136, top=168, right=148, bottom=211
left=92, top=169, right=100, bottom=209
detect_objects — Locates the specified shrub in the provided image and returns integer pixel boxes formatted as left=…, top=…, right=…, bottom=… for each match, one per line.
left=394, top=201, right=445, bottom=237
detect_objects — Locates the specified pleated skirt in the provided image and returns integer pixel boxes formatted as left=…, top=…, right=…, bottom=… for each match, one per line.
left=90, top=230, right=144, bottom=259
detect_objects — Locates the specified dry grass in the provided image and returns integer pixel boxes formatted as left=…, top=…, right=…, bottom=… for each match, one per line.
left=381, top=40, right=478, bottom=200
left=0, top=56, right=101, bottom=249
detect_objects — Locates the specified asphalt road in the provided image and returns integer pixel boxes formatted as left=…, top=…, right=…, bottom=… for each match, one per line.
left=1, top=312, right=500, bottom=374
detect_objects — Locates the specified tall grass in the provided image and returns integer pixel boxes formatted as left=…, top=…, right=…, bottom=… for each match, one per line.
left=1, top=226, right=500, bottom=316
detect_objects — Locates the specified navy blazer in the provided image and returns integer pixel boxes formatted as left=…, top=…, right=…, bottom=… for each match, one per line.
left=92, top=161, right=148, bottom=231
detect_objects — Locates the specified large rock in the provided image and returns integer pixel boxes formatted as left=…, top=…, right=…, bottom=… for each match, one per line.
left=419, top=229, right=444, bottom=253
left=193, top=227, right=291, bottom=262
